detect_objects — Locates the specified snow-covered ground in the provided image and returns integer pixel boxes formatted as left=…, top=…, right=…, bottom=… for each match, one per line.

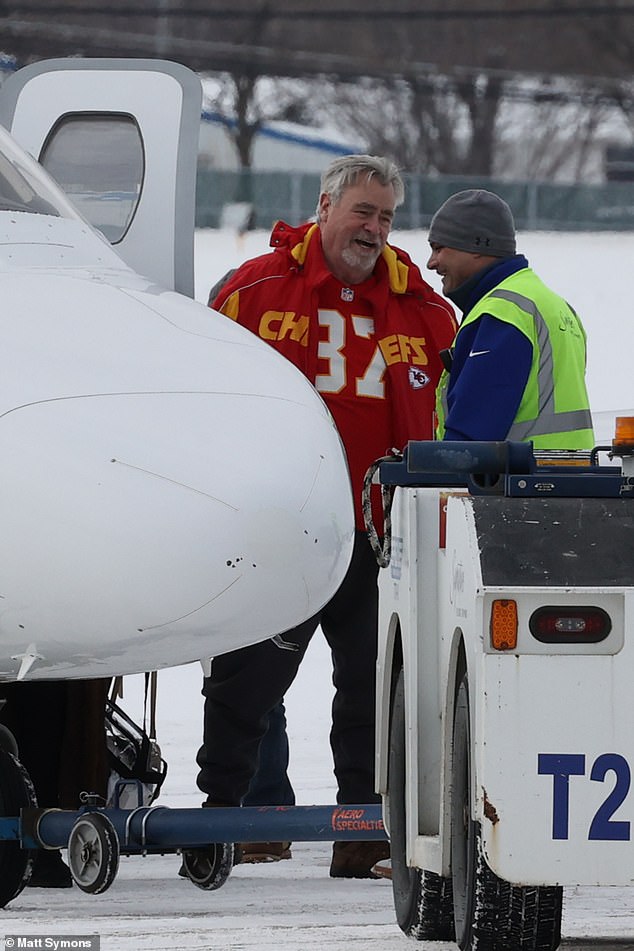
left=2, top=229, right=633, bottom=949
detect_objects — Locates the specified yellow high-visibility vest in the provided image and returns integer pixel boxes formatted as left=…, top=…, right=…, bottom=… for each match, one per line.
left=436, top=268, right=594, bottom=449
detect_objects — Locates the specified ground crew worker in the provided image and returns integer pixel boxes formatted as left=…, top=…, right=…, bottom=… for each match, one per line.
left=426, top=188, right=594, bottom=447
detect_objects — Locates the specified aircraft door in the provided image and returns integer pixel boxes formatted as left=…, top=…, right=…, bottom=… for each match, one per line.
left=0, top=58, right=202, bottom=296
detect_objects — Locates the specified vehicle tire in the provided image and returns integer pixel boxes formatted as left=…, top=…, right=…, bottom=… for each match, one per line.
left=0, top=724, right=19, bottom=758
left=67, top=812, right=120, bottom=894
left=388, top=667, right=455, bottom=941
left=0, top=748, right=36, bottom=907
left=451, top=676, right=563, bottom=951
left=181, top=842, right=234, bottom=890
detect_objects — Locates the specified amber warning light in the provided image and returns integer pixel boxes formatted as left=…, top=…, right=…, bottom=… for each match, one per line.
left=613, top=416, right=634, bottom=451
left=490, top=599, right=518, bottom=651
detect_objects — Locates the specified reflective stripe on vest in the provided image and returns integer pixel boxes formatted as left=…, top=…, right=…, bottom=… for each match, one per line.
left=486, top=287, right=593, bottom=441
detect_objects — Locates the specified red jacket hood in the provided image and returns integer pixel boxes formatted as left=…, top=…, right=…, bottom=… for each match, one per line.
left=269, top=219, right=435, bottom=300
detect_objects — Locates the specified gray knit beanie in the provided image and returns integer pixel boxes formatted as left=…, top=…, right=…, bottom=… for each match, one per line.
left=428, top=189, right=516, bottom=257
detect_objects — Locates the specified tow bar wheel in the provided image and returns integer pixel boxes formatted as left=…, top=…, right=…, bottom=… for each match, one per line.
left=67, top=812, right=120, bottom=894
left=181, top=842, right=234, bottom=890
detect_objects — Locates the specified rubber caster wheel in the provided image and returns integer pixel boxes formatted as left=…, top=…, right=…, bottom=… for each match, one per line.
left=67, top=812, right=120, bottom=894
left=181, top=842, right=234, bottom=890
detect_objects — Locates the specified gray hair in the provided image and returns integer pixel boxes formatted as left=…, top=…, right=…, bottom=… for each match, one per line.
left=316, top=154, right=405, bottom=216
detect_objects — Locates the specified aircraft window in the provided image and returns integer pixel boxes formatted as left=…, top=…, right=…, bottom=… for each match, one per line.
left=39, top=114, right=145, bottom=243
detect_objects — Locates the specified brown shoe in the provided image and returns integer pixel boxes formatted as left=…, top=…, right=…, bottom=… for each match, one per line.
left=238, top=841, right=292, bottom=864
left=329, top=840, right=390, bottom=879
left=371, top=858, right=392, bottom=879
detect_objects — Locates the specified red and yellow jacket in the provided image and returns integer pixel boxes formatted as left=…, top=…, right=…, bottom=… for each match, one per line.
left=211, top=220, right=457, bottom=526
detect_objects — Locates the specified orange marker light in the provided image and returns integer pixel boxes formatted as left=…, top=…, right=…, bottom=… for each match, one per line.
left=490, top=599, right=518, bottom=651
left=613, top=416, right=634, bottom=450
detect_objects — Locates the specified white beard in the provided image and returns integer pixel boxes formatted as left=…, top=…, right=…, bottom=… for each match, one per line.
left=341, top=244, right=379, bottom=278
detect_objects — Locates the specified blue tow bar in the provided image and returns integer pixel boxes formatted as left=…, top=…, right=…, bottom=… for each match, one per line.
left=16, top=803, right=386, bottom=853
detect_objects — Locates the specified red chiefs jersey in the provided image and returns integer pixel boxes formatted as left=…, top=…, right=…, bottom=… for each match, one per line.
left=313, top=270, right=392, bottom=520
left=211, top=221, right=457, bottom=528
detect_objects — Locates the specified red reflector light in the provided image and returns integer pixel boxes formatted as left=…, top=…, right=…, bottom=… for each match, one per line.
left=529, top=606, right=611, bottom=644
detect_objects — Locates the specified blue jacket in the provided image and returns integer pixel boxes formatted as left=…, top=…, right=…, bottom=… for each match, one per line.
left=442, top=255, right=533, bottom=440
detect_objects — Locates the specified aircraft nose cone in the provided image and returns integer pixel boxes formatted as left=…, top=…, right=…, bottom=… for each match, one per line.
left=0, top=276, right=354, bottom=678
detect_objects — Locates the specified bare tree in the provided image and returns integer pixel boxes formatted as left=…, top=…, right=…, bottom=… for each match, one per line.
left=202, top=72, right=317, bottom=168
left=494, top=80, right=618, bottom=183
left=298, top=69, right=625, bottom=185
left=304, top=72, right=508, bottom=178
left=606, top=80, right=634, bottom=145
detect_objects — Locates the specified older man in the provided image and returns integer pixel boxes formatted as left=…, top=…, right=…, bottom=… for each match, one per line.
left=195, top=155, right=456, bottom=879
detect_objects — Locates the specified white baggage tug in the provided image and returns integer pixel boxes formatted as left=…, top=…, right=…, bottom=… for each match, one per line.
left=372, top=419, right=634, bottom=951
